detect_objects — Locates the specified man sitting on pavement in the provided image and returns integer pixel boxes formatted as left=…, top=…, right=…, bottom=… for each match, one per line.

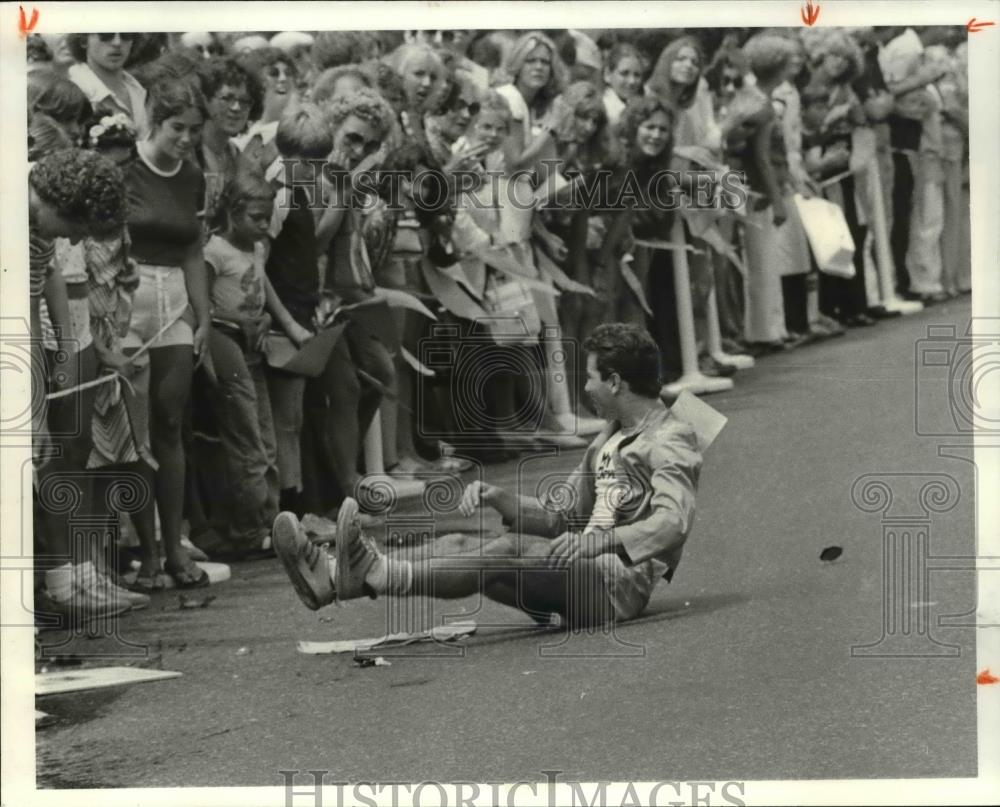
left=272, top=323, right=716, bottom=628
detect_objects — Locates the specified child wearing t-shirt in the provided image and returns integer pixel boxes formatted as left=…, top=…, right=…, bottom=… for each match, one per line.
left=201, top=169, right=309, bottom=554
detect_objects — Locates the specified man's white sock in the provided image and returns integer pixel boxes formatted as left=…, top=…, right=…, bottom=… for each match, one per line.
left=327, top=551, right=413, bottom=595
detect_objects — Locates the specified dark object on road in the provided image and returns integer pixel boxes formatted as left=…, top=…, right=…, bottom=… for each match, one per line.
left=820, top=546, right=843, bottom=562
left=178, top=594, right=217, bottom=609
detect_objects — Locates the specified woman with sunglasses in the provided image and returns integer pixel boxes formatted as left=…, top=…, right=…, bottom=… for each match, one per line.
left=304, top=89, right=400, bottom=511
left=425, top=73, right=482, bottom=163
left=67, top=33, right=149, bottom=138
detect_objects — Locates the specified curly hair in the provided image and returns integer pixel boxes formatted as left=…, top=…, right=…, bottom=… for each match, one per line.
left=324, top=87, right=397, bottom=141
left=582, top=323, right=662, bottom=399
left=617, top=94, right=675, bottom=171
left=493, top=31, right=568, bottom=106
left=704, top=47, right=749, bottom=95
left=813, top=31, right=864, bottom=84
left=741, top=33, right=798, bottom=85
left=197, top=56, right=264, bottom=121
left=311, top=65, right=373, bottom=107
left=29, top=149, right=128, bottom=236
left=646, top=36, right=704, bottom=110
left=554, top=80, right=606, bottom=140
left=146, top=76, right=206, bottom=128
left=312, top=31, right=380, bottom=71
left=366, top=60, right=408, bottom=114
left=27, top=73, right=90, bottom=129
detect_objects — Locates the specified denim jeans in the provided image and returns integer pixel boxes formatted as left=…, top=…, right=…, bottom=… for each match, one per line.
left=301, top=323, right=395, bottom=514
left=265, top=367, right=305, bottom=493
left=208, top=328, right=279, bottom=544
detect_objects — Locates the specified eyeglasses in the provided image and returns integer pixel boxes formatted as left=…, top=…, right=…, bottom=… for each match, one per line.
left=97, top=33, right=137, bottom=43
left=343, top=131, right=382, bottom=156
left=214, top=93, right=252, bottom=109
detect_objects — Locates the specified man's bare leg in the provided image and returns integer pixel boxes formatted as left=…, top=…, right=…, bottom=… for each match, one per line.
left=274, top=502, right=611, bottom=626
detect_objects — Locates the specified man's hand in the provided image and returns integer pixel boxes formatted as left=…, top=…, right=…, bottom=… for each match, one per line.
left=546, top=531, right=611, bottom=568
left=458, top=480, right=501, bottom=517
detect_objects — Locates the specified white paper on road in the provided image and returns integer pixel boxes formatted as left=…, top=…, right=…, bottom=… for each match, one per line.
left=37, top=667, right=182, bottom=696
left=669, top=391, right=728, bottom=452
left=297, top=620, right=477, bottom=655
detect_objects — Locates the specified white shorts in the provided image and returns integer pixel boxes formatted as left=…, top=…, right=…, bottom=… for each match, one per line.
left=122, top=263, right=193, bottom=350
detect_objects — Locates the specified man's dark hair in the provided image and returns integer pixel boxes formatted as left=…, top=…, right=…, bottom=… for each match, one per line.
left=583, top=323, right=662, bottom=399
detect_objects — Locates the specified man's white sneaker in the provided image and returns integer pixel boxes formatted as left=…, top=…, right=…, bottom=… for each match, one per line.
left=334, top=498, right=381, bottom=601
left=272, top=512, right=335, bottom=610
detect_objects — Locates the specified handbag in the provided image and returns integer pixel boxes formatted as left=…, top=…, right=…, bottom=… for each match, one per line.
left=793, top=194, right=856, bottom=279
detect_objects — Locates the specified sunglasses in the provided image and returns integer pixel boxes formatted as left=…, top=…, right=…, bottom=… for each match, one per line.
left=343, top=131, right=381, bottom=156
left=722, top=76, right=744, bottom=89
left=97, top=33, right=137, bottom=43
left=453, top=99, right=481, bottom=116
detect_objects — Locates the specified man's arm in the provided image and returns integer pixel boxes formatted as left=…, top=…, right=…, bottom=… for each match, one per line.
left=547, top=425, right=700, bottom=568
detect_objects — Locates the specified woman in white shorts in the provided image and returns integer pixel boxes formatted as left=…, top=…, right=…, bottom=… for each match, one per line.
left=123, top=77, right=211, bottom=588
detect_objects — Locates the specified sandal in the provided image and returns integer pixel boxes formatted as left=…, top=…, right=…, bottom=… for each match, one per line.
left=128, top=570, right=166, bottom=594
left=164, top=559, right=210, bottom=589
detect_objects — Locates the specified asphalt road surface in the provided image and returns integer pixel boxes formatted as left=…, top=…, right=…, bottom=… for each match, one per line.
left=35, top=297, right=979, bottom=789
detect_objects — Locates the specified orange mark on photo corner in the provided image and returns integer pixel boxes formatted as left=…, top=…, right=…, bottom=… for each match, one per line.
left=801, top=1, right=821, bottom=27
left=977, top=669, right=999, bottom=685
left=966, top=18, right=995, bottom=33
left=18, top=5, right=39, bottom=37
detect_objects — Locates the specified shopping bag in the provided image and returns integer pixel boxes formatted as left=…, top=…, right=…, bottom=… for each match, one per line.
left=793, top=194, right=856, bottom=279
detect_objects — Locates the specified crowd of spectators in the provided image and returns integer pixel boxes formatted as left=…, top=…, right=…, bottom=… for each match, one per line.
left=25, top=25, right=970, bottom=624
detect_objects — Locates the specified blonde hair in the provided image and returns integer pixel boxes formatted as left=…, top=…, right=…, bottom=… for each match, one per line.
left=494, top=31, right=568, bottom=105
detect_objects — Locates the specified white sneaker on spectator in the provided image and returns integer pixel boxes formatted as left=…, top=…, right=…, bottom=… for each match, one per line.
left=95, top=572, right=151, bottom=611
left=45, top=562, right=131, bottom=624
